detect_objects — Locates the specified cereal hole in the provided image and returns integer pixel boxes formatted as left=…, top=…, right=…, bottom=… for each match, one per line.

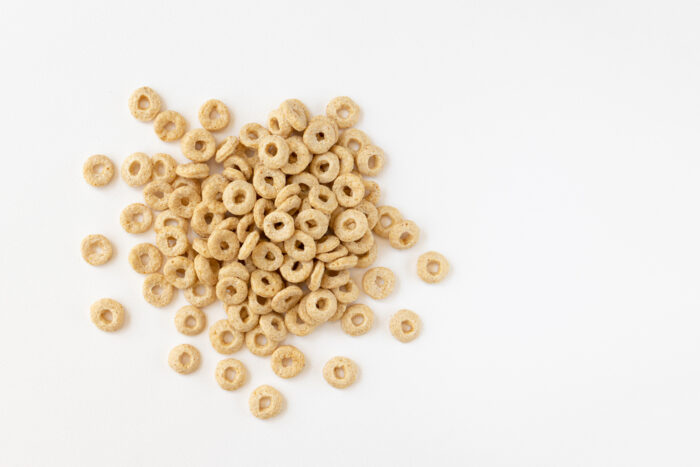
left=137, top=96, right=150, bottom=109
left=292, top=261, right=302, bottom=271
left=401, top=320, right=413, bottom=333
left=179, top=352, right=191, bottom=365
left=247, top=131, right=258, bottom=140
left=234, top=193, right=245, bottom=203
left=194, top=141, right=205, bottom=151
left=100, top=310, right=113, bottom=323
left=134, top=213, right=144, bottom=223
left=282, top=357, right=292, bottom=367
left=185, top=316, right=196, bottom=328
left=256, top=295, right=267, bottom=305
left=270, top=118, right=280, bottom=131
left=181, top=197, right=190, bottom=206
left=194, top=284, right=206, bottom=296
left=337, top=106, right=350, bottom=119
left=348, top=140, right=360, bottom=152
left=152, top=285, right=163, bottom=295
left=164, top=219, right=177, bottom=227
left=368, top=156, right=378, bottom=169
left=265, top=143, right=278, bottom=156
left=204, top=213, right=213, bottom=224
left=255, top=334, right=267, bottom=346
left=222, top=331, right=234, bottom=344
left=225, top=367, right=237, bottom=381
left=351, top=314, right=364, bottom=326
left=317, top=298, right=328, bottom=309
left=288, top=152, right=298, bottom=163
left=259, top=396, right=271, bottom=409
left=139, top=254, right=150, bottom=265
left=220, top=241, right=229, bottom=251
left=375, top=276, right=385, bottom=287
left=129, top=161, right=141, bottom=175
left=380, top=215, right=391, bottom=227
left=315, top=132, right=325, bottom=141
left=265, top=251, right=274, bottom=261
left=334, top=366, right=345, bottom=379
left=427, top=261, right=440, bottom=274
left=320, top=162, right=329, bottom=171
left=209, top=109, right=220, bottom=120
left=399, top=232, right=412, bottom=244
left=176, top=268, right=185, bottom=278
left=92, top=163, right=104, bottom=174
left=342, top=186, right=352, bottom=196
left=225, top=285, right=236, bottom=295
left=264, top=176, right=274, bottom=185
left=167, top=237, right=176, bottom=247
left=154, top=162, right=165, bottom=176
left=164, top=121, right=175, bottom=133
left=240, top=307, right=250, bottom=320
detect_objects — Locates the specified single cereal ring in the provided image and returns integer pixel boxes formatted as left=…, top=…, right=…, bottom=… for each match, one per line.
left=238, top=229, right=260, bottom=260
left=356, top=242, right=378, bottom=268
left=154, top=210, right=188, bottom=233
left=332, top=278, right=360, bottom=303
left=271, top=285, right=303, bottom=313
left=223, top=155, right=253, bottom=180
left=341, top=304, right=374, bottom=336
left=316, top=234, right=341, bottom=254
left=153, top=110, right=187, bottom=142
left=163, top=256, right=196, bottom=289
left=171, top=176, right=201, bottom=192
left=213, top=217, right=239, bottom=233
left=308, top=261, right=325, bottom=291
left=151, top=153, right=178, bottom=183
left=176, top=162, right=210, bottom=179
left=121, top=152, right=153, bottom=187
left=156, top=226, right=189, bottom=256
left=168, top=344, right=200, bottom=374
left=332, top=173, right=365, bottom=207
left=168, top=185, right=201, bottom=218
left=338, top=128, right=371, bottom=157
left=226, top=303, right=259, bottom=332
left=317, top=245, right=348, bottom=263
left=362, top=267, right=395, bottom=299
left=128, top=243, right=162, bottom=274
left=388, top=220, right=420, bottom=249
left=356, top=144, right=385, bottom=176
left=344, top=230, right=375, bottom=255
left=120, top=203, right=153, bottom=234
left=273, top=184, right=301, bottom=207
left=333, top=209, right=368, bottom=242
left=321, top=269, right=350, bottom=289
left=281, top=99, right=309, bottom=131
left=281, top=136, right=312, bottom=174
left=198, top=99, right=230, bottom=131
left=223, top=166, right=246, bottom=183
left=216, top=276, right=248, bottom=305
left=192, top=238, right=211, bottom=259
left=303, top=116, right=338, bottom=154
left=374, top=205, right=403, bottom=238
left=309, top=152, right=340, bottom=184
left=209, top=319, right=244, bottom=354
left=323, top=356, right=358, bottom=389
left=249, top=385, right=284, bottom=419
left=279, top=256, right=313, bottom=283
left=215, top=135, right=240, bottom=164
left=81, top=234, right=112, bottom=266
left=142, top=180, right=173, bottom=211
left=184, top=281, right=217, bottom=307
left=215, top=358, right=247, bottom=390
left=245, top=326, right=279, bottom=356
left=236, top=213, right=257, bottom=242
left=193, top=254, right=219, bottom=285
left=305, top=289, right=337, bottom=323
left=270, top=345, right=305, bottom=379
left=354, top=200, right=379, bottom=230
left=248, top=289, right=273, bottom=315
left=252, top=166, right=285, bottom=200
left=390, top=309, right=422, bottom=343
left=200, top=174, right=227, bottom=202
left=253, top=198, right=274, bottom=229
left=363, top=179, right=381, bottom=204
left=90, top=298, right=125, bottom=332
left=289, top=172, right=319, bottom=197
left=258, top=135, right=290, bottom=169
left=190, top=202, right=225, bottom=237
left=331, top=145, right=355, bottom=175
left=128, top=86, right=161, bottom=121
left=180, top=129, right=215, bottom=163
left=417, top=251, right=449, bottom=283
left=326, top=254, right=358, bottom=271
left=263, top=211, right=295, bottom=242
left=268, top=108, right=292, bottom=137
left=251, top=241, right=284, bottom=271
left=308, top=185, right=338, bottom=214
left=276, top=195, right=301, bottom=214
left=83, top=155, right=114, bottom=187
left=239, top=122, right=270, bottom=149
left=259, top=312, right=287, bottom=342
left=207, top=229, right=240, bottom=261
left=326, top=96, right=360, bottom=129
left=250, top=270, right=284, bottom=298
left=284, top=306, right=316, bottom=336
left=143, top=273, right=175, bottom=307
left=284, top=230, right=316, bottom=262
left=221, top=180, right=255, bottom=216
left=295, top=209, right=329, bottom=240
left=174, top=305, right=206, bottom=336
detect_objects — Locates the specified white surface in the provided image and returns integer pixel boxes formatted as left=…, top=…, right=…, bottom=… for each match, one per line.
left=1, top=1, right=699, bottom=466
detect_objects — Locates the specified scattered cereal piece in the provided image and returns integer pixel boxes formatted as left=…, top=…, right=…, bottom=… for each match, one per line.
left=90, top=298, right=125, bottom=332
left=174, top=305, right=206, bottom=336
left=168, top=344, right=201, bottom=374
left=326, top=96, right=360, bottom=129
left=389, top=309, right=422, bottom=343
left=128, top=86, right=161, bottom=121
left=340, top=303, right=374, bottom=336
left=83, top=155, right=114, bottom=187
left=153, top=110, right=187, bottom=141
left=181, top=128, right=216, bottom=162
left=142, top=273, right=175, bottom=307
left=362, top=267, right=395, bottom=299
left=388, top=220, right=420, bottom=249
left=323, top=356, right=358, bottom=389
left=417, top=251, right=449, bottom=283
left=215, top=358, right=247, bottom=390
left=81, top=234, right=113, bottom=266
left=198, top=99, right=231, bottom=131
left=249, top=385, right=284, bottom=419
left=270, top=345, right=305, bottom=378
left=121, top=152, right=153, bottom=187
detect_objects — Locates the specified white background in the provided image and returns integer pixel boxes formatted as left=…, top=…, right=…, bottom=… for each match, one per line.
left=0, top=1, right=699, bottom=466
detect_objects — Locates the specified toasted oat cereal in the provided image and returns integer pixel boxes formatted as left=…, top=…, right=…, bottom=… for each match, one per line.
left=90, top=298, right=125, bottom=332
left=303, top=116, right=338, bottom=154
left=208, top=229, right=240, bottom=261
left=245, top=326, right=279, bottom=356
left=120, top=203, right=153, bottom=234
left=280, top=99, right=309, bottom=131
left=332, top=173, right=365, bottom=207
left=252, top=165, right=285, bottom=199
left=258, top=135, right=290, bottom=169
left=226, top=303, right=259, bottom=332
left=282, top=136, right=312, bottom=174
left=356, top=242, right=378, bottom=268
left=193, top=254, right=219, bottom=285
left=267, top=108, right=292, bottom=137
left=181, top=128, right=216, bottom=162
left=174, top=305, right=206, bottom=336
left=128, top=86, right=161, bottom=121
left=216, top=276, right=248, bottom=305
left=326, top=96, right=360, bottom=129
left=142, top=180, right=173, bottom=211
left=184, top=281, right=217, bottom=307
left=270, top=345, right=305, bottom=379
left=279, top=256, right=313, bottom=283
left=417, top=251, right=449, bottom=283
left=209, top=319, right=244, bottom=354
left=156, top=226, right=189, bottom=256
left=151, top=153, right=177, bottom=183
left=263, top=211, right=295, bottom=242
left=215, top=358, right=247, bottom=390
left=168, top=185, right=201, bottom=218
left=251, top=241, right=283, bottom=271
left=321, top=269, right=350, bottom=289
left=333, top=209, right=368, bottom=242
left=356, top=145, right=385, bottom=177
left=215, top=135, right=240, bottom=164
left=176, top=162, right=210, bottom=179
left=323, top=356, right=358, bottom=389
left=338, top=128, right=370, bottom=156
left=163, top=256, right=196, bottom=289
left=81, top=234, right=113, bottom=266
left=153, top=110, right=187, bottom=142
left=219, top=260, right=251, bottom=282
left=329, top=303, right=347, bottom=322
left=83, top=155, right=115, bottom=187
left=388, top=220, right=420, bottom=249
left=249, top=385, right=284, bottom=419
left=362, top=267, right=395, bottom=299
left=198, top=99, right=230, bottom=131
left=308, top=185, right=338, bottom=214
left=332, top=279, right=360, bottom=303
left=190, top=202, right=225, bottom=237
left=389, top=309, right=422, bottom=343
left=259, top=312, right=287, bottom=342
left=363, top=179, right=381, bottom=204
left=250, top=270, right=284, bottom=298
left=284, top=306, right=316, bottom=336
left=239, top=123, right=270, bottom=149
left=128, top=242, right=162, bottom=274
left=237, top=229, right=260, bottom=260
left=121, top=152, right=153, bottom=187
left=168, top=344, right=201, bottom=374
left=373, top=205, right=402, bottom=238
left=142, top=273, right=175, bottom=307
left=305, top=289, right=337, bottom=323
left=247, top=289, right=273, bottom=315
left=340, top=304, right=374, bottom=336
left=309, top=151, right=340, bottom=183
left=154, top=210, right=187, bottom=233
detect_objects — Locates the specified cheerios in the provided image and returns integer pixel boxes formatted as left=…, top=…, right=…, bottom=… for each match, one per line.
left=184, top=281, right=217, bottom=307
left=332, top=279, right=360, bottom=303
left=153, top=110, right=187, bottom=141
left=356, top=144, right=385, bottom=176
left=388, top=220, right=420, bottom=249
left=210, top=319, right=244, bottom=354
left=142, top=180, right=173, bottom=211
left=262, top=211, right=295, bottom=242
left=373, top=205, right=402, bottom=238
left=198, top=99, right=230, bottom=131
left=121, top=152, right=152, bottom=187
left=340, top=304, right=374, bottom=336
left=207, top=228, right=240, bottom=261
left=81, top=234, right=113, bottom=266
left=295, top=209, right=329, bottom=239
left=281, top=136, right=312, bottom=174
left=174, top=305, right=206, bottom=336
left=333, top=208, right=368, bottom=242
left=245, top=326, right=279, bottom=356
left=332, top=173, right=365, bottom=207
left=143, top=273, right=175, bottom=307
left=416, top=251, right=449, bottom=283
left=309, top=152, right=340, bottom=183
left=239, top=123, right=270, bottom=148
left=303, top=116, right=338, bottom=154
left=151, top=153, right=177, bottom=183
left=176, top=162, right=210, bottom=179
left=181, top=128, right=216, bottom=162
left=323, top=356, right=358, bottom=389
left=326, top=96, right=360, bottom=129
left=362, top=267, right=395, bottom=299
left=128, top=242, right=162, bottom=274
left=215, top=358, right=247, bottom=390
left=284, top=306, right=316, bottom=336
left=258, top=134, right=290, bottom=169
left=249, top=385, right=284, bottom=419
left=305, top=289, right=337, bottom=323
left=259, top=312, right=287, bottom=342
left=163, top=256, right=196, bottom=289
left=226, top=303, right=259, bottom=332
left=279, top=256, right=313, bottom=283
left=251, top=241, right=283, bottom=271
left=267, top=108, right=292, bottom=137
left=309, top=185, right=338, bottom=214
left=120, top=203, right=153, bottom=234
left=168, top=344, right=200, bottom=374
left=216, top=276, right=248, bottom=305
left=338, top=128, right=370, bottom=156
left=270, top=345, right=305, bottom=379
left=128, top=86, right=161, bottom=121
left=83, top=154, right=114, bottom=187
left=389, top=309, right=422, bottom=343
left=168, top=185, right=201, bottom=218
left=252, top=166, right=285, bottom=199
left=90, top=298, right=125, bottom=332
left=156, top=226, right=189, bottom=256
left=281, top=99, right=309, bottom=131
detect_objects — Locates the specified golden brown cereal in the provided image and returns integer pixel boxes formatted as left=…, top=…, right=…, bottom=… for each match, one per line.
left=245, top=326, right=279, bottom=356
left=316, top=234, right=341, bottom=254
left=271, top=285, right=303, bottom=313
left=253, top=198, right=274, bottom=229
left=281, top=99, right=309, bottom=131
left=331, top=145, right=355, bottom=175
left=362, top=267, right=395, bottom=299
left=309, top=185, right=338, bottom=214
left=221, top=180, right=255, bottom=215
left=326, top=96, right=360, bottom=129
left=215, top=135, right=240, bottom=164
left=238, top=229, right=260, bottom=261
left=239, top=123, right=270, bottom=149
left=249, top=385, right=284, bottom=419
left=198, top=99, right=230, bottom=131
left=329, top=303, right=347, bottom=322
left=309, top=152, right=340, bottom=183
left=321, top=268, right=350, bottom=289
left=83, top=155, right=114, bottom=187
left=213, top=216, right=238, bottom=232
left=417, top=251, right=450, bottom=283
left=374, top=205, right=403, bottom=238
left=267, top=108, right=292, bottom=137
left=263, top=211, right=295, bottom=242
left=332, top=173, right=365, bottom=207
left=354, top=200, right=379, bottom=230
left=193, top=254, right=219, bottom=285
left=174, top=305, right=206, bottom=336
left=172, top=176, right=201, bottom=192
left=184, top=281, right=217, bottom=307
left=284, top=306, right=316, bottom=336
left=283, top=230, right=316, bottom=262
left=273, top=183, right=300, bottom=207
left=176, top=162, right=210, bottom=179
left=163, top=256, right=196, bottom=289
left=303, top=116, right=338, bottom=154
left=190, top=202, right=224, bottom=237
left=215, top=358, right=247, bottom=390
left=323, top=356, right=358, bottom=389
left=317, top=244, right=348, bottom=263
left=388, top=220, right=420, bottom=249
left=341, top=304, right=374, bottom=336
left=250, top=270, right=284, bottom=298
left=81, top=234, right=113, bottom=266
left=389, top=309, right=422, bottom=343
left=153, top=110, right=187, bottom=142
left=224, top=167, right=248, bottom=183
left=143, top=273, right=175, bottom=307
left=332, top=279, right=360, bottom=303
left=258, top=135, right=290, bottom=169
left=200, top=173, right=227, bottom=201
left=251, top=241, right=284, bottom=271
left=207, top=228, right=240, bottom=261
left=236, top=213, right=257, bottom=242
left=344, top=230, right=375, bottom=255
left=357, top=242, right=378, bottom=268
left=151, top=153, right=177, bottom=183
left=223, top=155, right=253, bottom=180
left=226, top=303, right=259, bottom=332
left=181, top=128, right=216, bottom=162
left=128, top=243, right=162, bottom=274
left=281, top=137, right=312, bottom=176
left=168, top=185, right=201, bottom=218
left=326, top=255, right=358, bottom=271
left=216, top=276, right=248, bottom=305
left=333, top=209, right=368, bottom=242
left=252, top=166, right=285, bottom=199
left=363, top=179, right=381, bottom=204
left=338, top=128, right=370, bottom=157
left=168, top=344, right=200, bottom=374
left=154, top=210, right=188, bottom=232
left=121, top=152, right=153, bottom=187
left=259, top=313, right=287, bottom=342
left=219, top=261, right=251, bottom=281
left=305, top=289, right=337, bottom=323
left=356, top=144, right=385, bottom=177
left=128, top=86, right=161, bottom=121
left=289, top=172, right=319, bottom=196
left=142, top=180, right=173, bottom=211
left=270, top=345, right=305, bottom=379
left=308, top=260, right=325, bottom=291
left=209, top=319, right=244, bottom=354
left=156, top=226, right=189, bottom=256
left=248, top=289, right=273, bottom=315
left=279, top=256, right=313, bottom=283
left=120, top=203, right=153, bottom=234
left=295, top=209, right=329, bottom=240
left=90, top=298, right=125, bottom=332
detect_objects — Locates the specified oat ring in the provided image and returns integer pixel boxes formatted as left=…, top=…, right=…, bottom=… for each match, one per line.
left=209, top=319, right=244, bottom=354
left=259, top=312, right=287, bottom=342
left=270, top=345, right=305, bottom=379
left=362, top=267, right=395, bottom=300
left=128, top=86, right=161, bottom=121
left=388, top=220, right=420, bottom=249
left=181, top=128, right=216, bottom=162
left=417, top=251, right=449, bottom=283
left=326, top=96, right=360, bottom=129
left=389, top=309, right=422, bottom=343
left=83, top=155, right=114, bottom=187
left=215, top=358, right=247, bottom=390
left=120, top=203, right=153, bottom=234
left=90, top=298, right=125, bottom=332
left=81, top=234, right=113, bottom=266
left=153, top=110, right=187, bottom=142
left=174, top=305, right=206, bottom=336
left=333, top=209, right=368, bottom=242
left=168, top=344, right=201, bottom=374
left=340, top=304, right=374, bottom=336
left=198, top=99, right=231, bottom=131
left=249, top=385, right=284, bottom=419
left=323, top=356, right=359, bottom=389
left=245, top=326, right=279, bottom=356
left=142, top=273, right=175, bottom=307
left=128, top=242, right=162, bottom=274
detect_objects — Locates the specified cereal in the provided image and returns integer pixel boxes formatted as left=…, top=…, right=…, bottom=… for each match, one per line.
left=326, top=96, right=360, bottom=129
left=184, top=281, right=217, bottom=307
left=90, top=298, right=125, bottom=332
left=284, top=306, right=316, bottom=336
left=417, top=251, right=449, bottom=283
left=128, top=243, right=162, bottom=274
left=388, top=220, right=420, bottom=249
left=190, top=202, right=225, bottom=237
left=153, top=110, right=187, bottom=141
left=128, top=86, right=161, bottom=121
left=253, top=198, right=274, bottom=229
left=363, top=179, right=381, bottom=204
left=373, top=205, right=402, bottom=238
left=156, top=226, right=189, bottom=256
left=279, top=256, right=313, bottom=283
left=222, top=180, right=256, bottom=215
left=181, top=128, right=216, bottom=162
left=271, top=285, right=303, bottom=313
left=259, top=312, right=287, bottom=342
left=309, top=152, right=340, bottom=183
left=81, top=234, right=113, bottom=266
left=207, top=229, right=240, bottom=261
left=250, top=270, right=284, bottom=298
left=172, top=176, right=200, bottom=192
left=295, top=209, right=329, bottom=239
left=281, top=99, right=309, bottom=131
left=305, top=289, right=337, bottom=323
left=168, top=344, right=201, bottom=374
left=245, top=326, right=279, bottom=356
left=389, top=309, right=422, bottom=343
left=176, top=162, right=210, bottom=179
left=252, top=166, right=285, bottom=199
left=267, top=108, right=292, bottom=137
left=307, top=260, right=324, bottom=291
left=338, top=128, right=370, bottom=156
left=238, top=229, right=260, bottom=261
left=142, top=180, right=173, bottom=211
left=329, top=303, right=347, bottom=322
left=354, top=200, right=379, bottom=230
left=121, top=152, right=153, bottom=187
left=120, top=203, right=153, bottom=234
left=326, top=255, right=358, bottom=271
left=209, top=319, right=244, bottom=354
left=236, top=213, right=256, bottom=242
left=356, top=144, right=385, bottom=176
left=323, top=356, right=358, bottom=389
left=168, top=185, right=201, bottom=218
left=251, top=241, right=283, bottom=271
left=226, top=303, right=259, bottom=332
left=247, top=289, right=273, bottom=315
left=151, top=153, right=178, bottom=183
left=198, top=99, right=230, bottom=131
left=193, top=254, right=219, bottom=285
left=163, top=256, right=196, bottom=289
left=223, top=155, right=252, bottom=179
left=262, top=211, right=295, bottom=242
left=283, top=230, right=316, bottom=262
left=154, top=210, right=188, bottom=233
left=362, top=267, right=395, bottom=299
left=83, top=154, right=114, bottom=187
left=239, top=123, right=270, bottom=149
left=258, top=135, right=290, bottom=169
left=333, top=209, right=368, bottom=242
left=303, top=116, right=338, bottom=154
left=270, top=345, right=305, bottom=379
left=340, top=304, right=374, bottom=336
left=344, top=230, right=374, bottom=255
left=316, top=234, right=340, bottom=253
left=219, top=261, right=251, bottom=281
left=320, top=268, right=350, bottom=289
left=332, top=173, right=365, bottom=207
left=215, top=358, right=247, bottom=390
left=216, top=276, right=248, bottom=305
left=308, top=185, right=338, bottom=214
left=215, top=135, right=240, bottom=164
left=281, top=136, right=312, bottom=174
left=143, top=273, right=175, bottom=307
left=332, top=279, right=360, bottom=303
left=249, top=385, right=284, bottom=419
left=174, top=305, right=206, bottom=336
left=331, top=145, right=355, bottom=175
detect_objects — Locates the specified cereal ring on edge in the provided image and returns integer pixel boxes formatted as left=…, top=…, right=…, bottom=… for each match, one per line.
left=83, top=155, right=114, bottom=187
left=90, top=298, right=125, bottom=332
left=81, top=234, right=113, bottom=266
left=151, top=153, right=177, bottom=183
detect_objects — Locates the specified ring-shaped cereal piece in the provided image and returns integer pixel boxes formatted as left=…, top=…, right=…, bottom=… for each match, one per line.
left=363, top=179, right=381, bottom=204
left=305, top=289, right=337, bottom=323
left=274, top=183, right=301, bottom=207
left=251, top=241, right=284, bottom=271
left=279, top=256, right=313, bottom=283
left=201, top=174, right=228, bottom=202
left=316, top=234, right=341, bottom=254
left=340, top=304, right=374, bottom=336
left=176, top=162, right=210, bottom=179
left=151, top=153, right=177, bottom=183
left=289, top=172, right=319, bottom=198
left=83, top=155, right=114, bottom=187
left=309, top=152, right=340, bottom=184
left=163, top=256, right=196, bottom=289
left=270, top=345, right=305, bottom=379
left=338, top=128, right=371, bottom=157
left=362, top=267, right=395, bottom=300
left=276, top=195, right=301, bottom=214
left=216, top=276, right=248, bottom=305
left=417, top=251, right=449, bottom=283
left=222, top=180, right=256, bottom=215
left=332, top=173, right=365, bottom=208
left=333, top=209, right=368, bottom=242
left=236, top=213, right=257, bottom=242
left=120, top=203, right=153, bottom=234
left=250, top=270, right=284, bottom=298
left=190, top=202, right=225, bottom=237
left=283, top=230, right=316, bottom=262
left=331, top=145, right=355, bottom=175
left=245, top=326, right=279, bottom=357
left=253, top=198, right=274, bottom=229
left=267, top=108, right=292, bottom=137
left=238, top=230, right=260, bottom=260
left=121, top=152, right=152, bottom=187
left=219, top=261, right=250, bottom=282
left=222, top=167, right=248, bottom=183
left=168, top=344, right=200, bottom=374
left=226, top=303, right=259, bottom=332
left=307, top=261, right=325, bottom=291
left=248, top=289, right=273, bottom=315
left=129, top=243, right=162, bottom=274
left=388, top=220, right=420, bottom=249
left=213, top=217, right=239, bottom=233
left=257, top=135, right=290, bottom=169
left=153, top=110, right=187, bottom=142
left=172, top=176, right=200, bottom=192
left=326, top=96, right=360, bottom=129
left=209, top=319, right=244, bottom=354
left=281, top=99, right=309, bottom=131
left=271, top=285, right=303, bottom=313
left=284, top=306, right=316, bottom=336
left=259, top=312, right=287, bottom=342
left=356, top=144, right=385, bottom=177
left=181, top=128, right=216, bottom=162
left=207, top=229, right=240, bottom=261
left=321, top=269, right=350, bottom=289
left=263, top=211, right=295, bottom=242
left=128, top=86, right=161, bottom=121
left=142, top=180, right=173, bottom=211
left=373, top=205, right=403, bottom=238
left=249, top=385, right=284, bottom=419
left=142, top=273, right=175, bottom=307
left=326, top=254, right=358, bottom=271
left=308, top=185, right=338, bottom=214
left=198, top=99, right=230, bottom=131
left=239, top=123, right=270, bottom=149
left=329, top=303, right=347, bottom=322
left=174, top=305, right=207, bottom=336
left=281, top=136, right=312, bottom=174
left=81, top=234, right=113, bottom=266
left=295, top=209, right=329, bottom=240
left=184, top=281, right=217, bottom=307
left=156, top=226, right=189, bottom=256
left=215, top=358, right=247, bottom=390
left=215, top=135, right=240, bottom=164
left=303, top=116, right=338, bottom=154
left=323, top=356, right=359, bottom=389
left=354, top=200, right=379, bottom=230
left=390, top=309, right=422, bottom=343
left=356, top=242, right=378, bottom=268
left=344, top=230, right=375, bottom=255
left=90, top=298, right=125, bottom=332
left=332, top=279, right=360, bottom=303
left=223, top=154, right=253, bottom=180
left=252, top=166, right=285, bottom=200
left=168, top=185, right=201, bottom=219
